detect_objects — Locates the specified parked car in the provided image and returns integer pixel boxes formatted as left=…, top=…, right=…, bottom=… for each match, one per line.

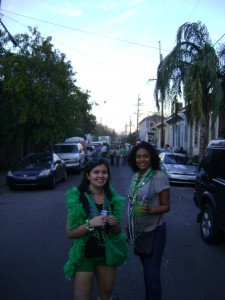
left=159, top=152, right=197, bottom=184
left=53, top=142, right=86, bottom=172
left=193, top=139, right=225, bottom=243
left=6, top=152, right=67, bottom=190
left=156, top=148, right=168, bottom=155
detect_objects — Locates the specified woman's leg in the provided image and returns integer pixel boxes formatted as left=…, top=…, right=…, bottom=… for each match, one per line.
left=74, top=271, right=95, bottom=300
left=96, top=266, right=116, bottom=300
left=139, top=223, right=167, bottom=300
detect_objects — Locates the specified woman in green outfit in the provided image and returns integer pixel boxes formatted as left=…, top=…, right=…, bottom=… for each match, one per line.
left=64, top=158, right=128, bottom=300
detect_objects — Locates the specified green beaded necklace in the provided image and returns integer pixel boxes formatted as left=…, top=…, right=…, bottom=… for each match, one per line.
left=128, top=167, right=154, bottom=203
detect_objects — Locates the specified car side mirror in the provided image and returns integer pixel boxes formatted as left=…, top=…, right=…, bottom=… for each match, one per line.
left=55, top=160, right=62, bottom=164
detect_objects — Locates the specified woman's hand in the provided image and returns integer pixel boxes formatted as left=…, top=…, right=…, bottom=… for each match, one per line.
left=108, top=215, right=121, bottom=234
left=89, top=215, right=108, bottom=228
left=108, top=215, right=117, bottom=226
left=141, top=202, right=151, bottom=215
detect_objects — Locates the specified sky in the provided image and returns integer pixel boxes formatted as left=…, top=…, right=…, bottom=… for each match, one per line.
left=1, top=0, right=225, bottom=133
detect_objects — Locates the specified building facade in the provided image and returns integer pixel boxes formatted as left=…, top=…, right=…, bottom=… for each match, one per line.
left=139, top=107, right=221, bottom=156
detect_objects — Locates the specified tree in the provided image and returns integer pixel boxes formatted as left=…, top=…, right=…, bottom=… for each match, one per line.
left=217, top=43, right=225, bottom=137
left=154, top=21, right=223, bottom=160
left=0, top=26, right=97, bottom=159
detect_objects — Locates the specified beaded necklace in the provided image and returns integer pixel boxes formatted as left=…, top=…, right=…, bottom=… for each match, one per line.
left=85, top=188, right=111, bottom=247
left=127, top=167, right=155, bottom=244
left=128, top=167, right=154, bottom=204
left=89, top=186, right=105, bottom=211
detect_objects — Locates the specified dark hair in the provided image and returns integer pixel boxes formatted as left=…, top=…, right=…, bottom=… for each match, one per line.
left=78, top=158, right=112, bottom=198
left=127, top=141, right=160, bottom=172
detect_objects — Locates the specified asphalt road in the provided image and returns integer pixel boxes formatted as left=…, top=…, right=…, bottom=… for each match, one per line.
left=0, top=166, right=225, bottom=300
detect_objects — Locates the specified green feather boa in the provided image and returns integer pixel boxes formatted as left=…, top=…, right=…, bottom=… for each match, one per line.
left=64, top=185, right=127, bottom=279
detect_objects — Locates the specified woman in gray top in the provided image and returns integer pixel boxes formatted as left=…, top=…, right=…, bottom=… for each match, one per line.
left=127, top=141, right=170, bottom=300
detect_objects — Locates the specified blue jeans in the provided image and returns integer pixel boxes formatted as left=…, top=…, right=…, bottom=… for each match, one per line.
left=139, top=222, right=166, bottom=300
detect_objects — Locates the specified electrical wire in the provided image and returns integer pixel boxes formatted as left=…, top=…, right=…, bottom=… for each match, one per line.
left=0, top=8, right=168, bottom=52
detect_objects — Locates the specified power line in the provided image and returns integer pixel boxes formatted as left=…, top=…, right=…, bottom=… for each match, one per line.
left=0, top=9, right=169, bottom=52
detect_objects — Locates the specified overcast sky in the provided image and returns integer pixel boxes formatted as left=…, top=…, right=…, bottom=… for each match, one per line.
left=1, top=0, right=225, bottom=133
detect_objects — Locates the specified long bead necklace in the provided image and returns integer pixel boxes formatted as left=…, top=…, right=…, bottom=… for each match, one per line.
left=128, top=167, right=154, bottom=204
left=89, top=187, right=105, bottom=211
left=85, top=188, right=107, bottom=247
left=127, top=167, right=155, bottom=244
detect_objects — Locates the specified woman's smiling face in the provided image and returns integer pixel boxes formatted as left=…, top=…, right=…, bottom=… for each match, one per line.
left=87, top=163, right=109, bottom=189
left=135, top=148, right=151, bottom=173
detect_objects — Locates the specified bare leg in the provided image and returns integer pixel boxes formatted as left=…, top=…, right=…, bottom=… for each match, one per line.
left=74, top=271, right=94, bottom=300
left=96, top=266, right=116, bottom=300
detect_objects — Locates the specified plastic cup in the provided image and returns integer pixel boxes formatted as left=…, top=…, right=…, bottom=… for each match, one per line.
left=134, top=201, right=143, bottom=217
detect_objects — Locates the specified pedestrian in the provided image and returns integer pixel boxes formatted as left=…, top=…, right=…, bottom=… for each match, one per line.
left=95, top=144, right=102, bottom=158
left=120, top=146, right=128, bottom=165
left=101, top=143, right=108, bottom=158
left=126, top=141, right=170, bottom=300
left=115, top=147, right=120, bottom=166
left=64, top=157, right=128, bottom=300
left=109, top=147, right=115, bottom=166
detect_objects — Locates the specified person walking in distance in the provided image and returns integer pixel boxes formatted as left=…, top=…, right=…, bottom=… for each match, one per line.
left=115, top=147, right=120, bottom=166
left=126, top=141, right=170, bottom=300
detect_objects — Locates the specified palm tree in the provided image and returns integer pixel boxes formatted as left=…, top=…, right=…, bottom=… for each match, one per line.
left=218, top=43, right=225, bottom=137
left=154, top=21, right=223, bottom=161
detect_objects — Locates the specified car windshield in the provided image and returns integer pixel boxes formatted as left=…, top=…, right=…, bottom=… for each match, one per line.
left=164, top=154, right=193, bottom=165
left=54, top=145, right=78, bottom=153
left=20, top=154, right=52, bottom=165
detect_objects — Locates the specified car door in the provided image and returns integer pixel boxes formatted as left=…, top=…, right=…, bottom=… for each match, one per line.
left=212, top=149, right=225, bottom=228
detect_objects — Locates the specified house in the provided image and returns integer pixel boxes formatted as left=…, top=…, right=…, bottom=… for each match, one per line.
left=138, top=114, right=161, bottom=146
left=138, top=104, right=222, bottom=156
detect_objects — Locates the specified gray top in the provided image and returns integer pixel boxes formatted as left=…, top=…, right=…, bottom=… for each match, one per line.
left=134, top=170, right=170, bottom=233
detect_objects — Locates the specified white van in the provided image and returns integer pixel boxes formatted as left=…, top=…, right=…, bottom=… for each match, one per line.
left=53, top=142, right=86, bottom=172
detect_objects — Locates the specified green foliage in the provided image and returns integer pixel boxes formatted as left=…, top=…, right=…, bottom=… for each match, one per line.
left=0, top=26, right=97, bottom=158
left=154, top=21, right=224, bottom=158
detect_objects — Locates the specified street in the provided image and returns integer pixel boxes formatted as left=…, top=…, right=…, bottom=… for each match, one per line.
left=0, top=166, right=225, bottom=300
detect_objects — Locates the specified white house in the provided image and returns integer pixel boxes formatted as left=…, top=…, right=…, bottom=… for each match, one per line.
left=138, top=105, right=221, bottom=156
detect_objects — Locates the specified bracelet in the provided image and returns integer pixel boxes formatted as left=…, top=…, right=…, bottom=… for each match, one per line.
left=85, top=219, right=94, bottom=232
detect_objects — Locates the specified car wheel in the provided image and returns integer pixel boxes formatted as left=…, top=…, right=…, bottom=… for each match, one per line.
left=50, top=175, right=56, bottom=189
left=200, top=204, right=222, bottom=243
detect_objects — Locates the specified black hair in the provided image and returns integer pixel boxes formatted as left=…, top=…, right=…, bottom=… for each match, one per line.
left=127, top=141, right=160, bottom=172
left=78, top=158, right=112, bottom=198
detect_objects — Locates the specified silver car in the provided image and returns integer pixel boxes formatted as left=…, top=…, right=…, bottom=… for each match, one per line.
left=159, top=152, right=197, bottom=184
left=54, top=142, right=86, bottom=172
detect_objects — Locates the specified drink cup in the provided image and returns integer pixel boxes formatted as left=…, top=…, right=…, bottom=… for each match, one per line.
left=100, top=210, right=108, bottom=216
left=134, top=201, right=143, bottom=217
left=100, top=210, right=108, bottom=227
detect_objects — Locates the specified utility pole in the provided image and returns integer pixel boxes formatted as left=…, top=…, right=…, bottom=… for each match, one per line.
left=129, top=116, right=132, bottom=134
left=136, top=95, right=143, bottom=141
left=148, top=42, right=164, bottom=148
left=159, top=41, right=164, bottom=148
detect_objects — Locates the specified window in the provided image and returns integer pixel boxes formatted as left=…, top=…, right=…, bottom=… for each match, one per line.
left=200, top=149, right=225, bottom=180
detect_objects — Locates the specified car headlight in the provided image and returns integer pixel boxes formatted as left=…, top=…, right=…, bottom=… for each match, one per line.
left=39, top=169, right=51, bottom=176
left=7, top=170, right=13, bottom=177
left=166, top=169, right=173, bottom=174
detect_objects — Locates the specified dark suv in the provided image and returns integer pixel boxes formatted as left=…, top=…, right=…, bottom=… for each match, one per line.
left=193, top=139, right=225, bottom=243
